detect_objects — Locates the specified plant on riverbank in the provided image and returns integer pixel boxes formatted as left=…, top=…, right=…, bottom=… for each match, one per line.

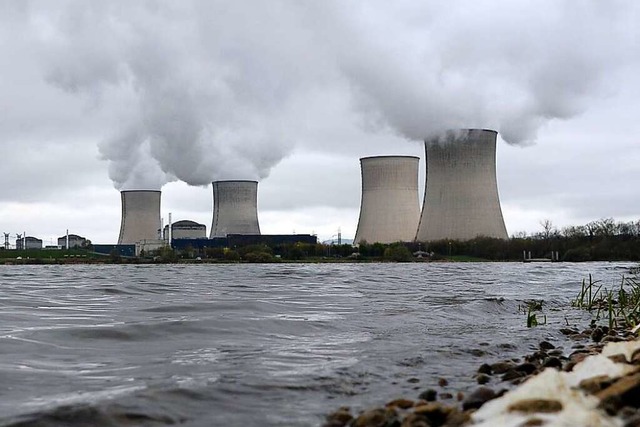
left=572, top=274, right=604, bottom=310
left=572, top=273, right=640, bottom=331
left=526, top=307, right=546, bottom=327
left=519, top=300, right=547, bottom=328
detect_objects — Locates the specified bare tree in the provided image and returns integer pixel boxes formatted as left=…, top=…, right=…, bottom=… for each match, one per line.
left=596, top=217, right=617, bottom=236
left=539, top=219, right=556, bottom=240
left=561, top=225, right=586, bottom=239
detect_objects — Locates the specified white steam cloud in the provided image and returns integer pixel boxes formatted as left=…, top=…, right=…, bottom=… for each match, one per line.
left=39, top=1, right=312, bottom=189
left=34, top=0, right=640, bottom=189
left=323, top=1, right=639, bottom=144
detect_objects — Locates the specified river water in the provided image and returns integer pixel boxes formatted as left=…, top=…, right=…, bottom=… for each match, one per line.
left=0, top=262, right=635, bottom=426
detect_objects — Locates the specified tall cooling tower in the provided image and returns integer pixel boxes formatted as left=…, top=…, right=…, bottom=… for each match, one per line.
left=415, top=129, right=508, bottom=242
left=210, top=180, right=261, bottom=238
left=118, top=190, right=162, bottom=244
left=354, top=156, right=421, bottom=244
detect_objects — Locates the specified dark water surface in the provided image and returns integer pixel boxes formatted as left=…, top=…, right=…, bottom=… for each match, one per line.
left=0, top=262, right=635, bottom=426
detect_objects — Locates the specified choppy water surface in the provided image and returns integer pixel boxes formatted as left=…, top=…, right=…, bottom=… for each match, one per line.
left=0, top=262, right=635, bottom=426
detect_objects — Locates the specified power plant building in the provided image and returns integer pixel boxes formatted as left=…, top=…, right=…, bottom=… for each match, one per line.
left=354, top=156, right=421, bottom=244
left=118, top=190, right=162, bottom=244
left=415, top=129, right=508, bottom=242
left=57, top=234, right=87, bottom=249
left=163, top=220, right=207, bottom=240
left=210, top=180, right=261, bottom=238
left=16, top=236, right=43, bottom=250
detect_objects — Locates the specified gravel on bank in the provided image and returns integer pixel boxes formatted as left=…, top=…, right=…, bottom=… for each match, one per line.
left=323, top=325, right=640, bottom=427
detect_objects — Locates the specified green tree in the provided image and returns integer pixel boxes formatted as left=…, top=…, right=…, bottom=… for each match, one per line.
left=383, top=244, right=413, bottom=262
left=224, top=249, right=241, bottom=261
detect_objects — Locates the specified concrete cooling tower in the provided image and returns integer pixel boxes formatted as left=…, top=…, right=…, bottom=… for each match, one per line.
left=415, top=129, right=508, bottom=242
left=354, top=156, right=421, bottom=244
left=210, top=180, right=261, bottom=238
left=118, top=190, right=162, bottom=244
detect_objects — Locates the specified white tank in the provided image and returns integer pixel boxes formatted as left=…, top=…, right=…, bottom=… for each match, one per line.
left=354, top=156, right=421, bottom=244
left=118, top=190, right=162, bottom=244
left=210, top=180, right=261, bottom=238
left=416, top=129, right=508, bottom=242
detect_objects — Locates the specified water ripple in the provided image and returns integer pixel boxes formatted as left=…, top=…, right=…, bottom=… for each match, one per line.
left=0, top=262, right=635, bottom=426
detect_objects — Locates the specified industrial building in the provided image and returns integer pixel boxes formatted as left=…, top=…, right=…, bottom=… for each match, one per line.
left=171, top=234, right=317, bottom=251
left=163, top=220, right=207, bottom=240
left=210, top=180, right=261, bottom=238
left=415, top=129, right=508, bottom=242
left=16, top=236, right=42, bottom=250
left=354, top=156, right=421, bottom=244
left=118, top=190, right=162, bottom=244
left=57, top=234, right=87, bottom=249
left=93, top=244, right=136, bottom=257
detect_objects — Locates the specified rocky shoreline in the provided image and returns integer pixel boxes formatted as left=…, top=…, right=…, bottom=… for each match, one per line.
left=323, top=324, right=640, bottom=427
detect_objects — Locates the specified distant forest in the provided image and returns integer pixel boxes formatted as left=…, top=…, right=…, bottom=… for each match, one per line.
left=418, top=218, right=640, bottom=262
left=201, top=217, right=640, bottom=262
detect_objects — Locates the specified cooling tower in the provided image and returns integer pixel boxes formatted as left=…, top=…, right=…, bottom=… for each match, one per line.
left=210, top=180, right=261, bottom=238
left=415, top=129, right=508, bottom=242
left=354, top=156, right=421, bottom=244
left=117, top=190, right=162, bottom=244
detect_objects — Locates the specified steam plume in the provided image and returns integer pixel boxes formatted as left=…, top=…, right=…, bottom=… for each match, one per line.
left=37, top=0, right=639, bottom=192
left=322, top=0, right=639, bottom=144
left=41, top=1, right=307, bottom=189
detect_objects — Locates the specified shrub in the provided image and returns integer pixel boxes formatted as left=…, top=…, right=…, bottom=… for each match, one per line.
left=383, top=244, right=413, bottom=262
left=563, top=247, right=592, bottom=262
left=224, top=249, right=241, bottom=261
left=243, top=251, right=274, bottom=263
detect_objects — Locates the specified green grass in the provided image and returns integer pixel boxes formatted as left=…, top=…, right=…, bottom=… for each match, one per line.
left=519, top=299, right=547, bottom=327
left=572, top=272, right=640, bottom=331
left=0, top=248, right=99, bottom=260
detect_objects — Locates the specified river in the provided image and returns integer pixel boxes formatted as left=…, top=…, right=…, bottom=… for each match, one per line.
left=0, top=262, right=635, bottom=426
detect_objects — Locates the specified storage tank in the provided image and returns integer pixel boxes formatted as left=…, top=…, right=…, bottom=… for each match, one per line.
left=354, top=156, right=421, bottom=244
left=117, top=190, right=162, bottom=244
left=415, top=129, right=508, bottom=242
left=210, top=180, right=261, bottom=238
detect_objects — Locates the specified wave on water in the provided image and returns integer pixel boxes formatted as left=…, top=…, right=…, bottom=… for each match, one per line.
left=0, top=262, right=636, bottom=426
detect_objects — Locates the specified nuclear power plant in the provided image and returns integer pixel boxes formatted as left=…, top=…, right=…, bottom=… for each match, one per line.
left=49, top=128, right=511, bottom=255
left=415, top=129, right=508, bottom=242
left=354, top=156, right=421, bottom=244
left=97, top=179, right=316, bottom=257
left=210, top=180, right=261, bottom=238
left=117, top=190, right=162, bottom=244
left=6, top=128, right=514, bottom=257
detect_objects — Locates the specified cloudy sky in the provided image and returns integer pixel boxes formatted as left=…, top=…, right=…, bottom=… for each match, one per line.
left=1, top=0, right=639, bottom=246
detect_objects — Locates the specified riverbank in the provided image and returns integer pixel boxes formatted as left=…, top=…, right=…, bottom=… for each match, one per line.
left=323, top=318, right=640, bottom=426
left=0, top=254, right=489, bottom=265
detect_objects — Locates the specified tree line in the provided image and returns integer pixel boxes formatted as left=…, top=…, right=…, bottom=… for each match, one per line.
left=424, top=218, right=640, bottom=261
left=158, top=217, right=640, bottom=262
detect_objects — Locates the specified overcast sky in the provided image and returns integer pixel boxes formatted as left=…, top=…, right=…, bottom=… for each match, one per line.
left=1, top=0, right=639, bottom=246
